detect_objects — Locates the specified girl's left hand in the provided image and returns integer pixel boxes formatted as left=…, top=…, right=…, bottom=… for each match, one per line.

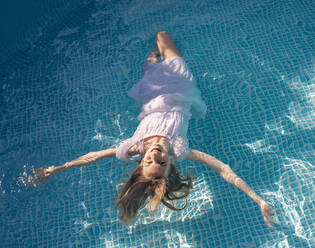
left=259, top=200, right=279, bottom=229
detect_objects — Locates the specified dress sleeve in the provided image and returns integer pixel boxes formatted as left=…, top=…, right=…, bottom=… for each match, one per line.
left=116, top=138, right=134, bottom=161
left=171, top=136, right=190, bottom=162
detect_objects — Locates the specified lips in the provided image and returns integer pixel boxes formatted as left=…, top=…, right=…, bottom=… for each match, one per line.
left=151, top=148, right=161, bottom=152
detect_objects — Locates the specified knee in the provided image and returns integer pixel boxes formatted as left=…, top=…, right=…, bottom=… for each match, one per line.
left=157, top=30, right=167, bottom=35
left=156, top=31, right=168, bottom=39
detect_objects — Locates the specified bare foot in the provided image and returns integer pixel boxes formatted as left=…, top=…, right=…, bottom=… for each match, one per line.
left=145, top=48, right=160, bottom=65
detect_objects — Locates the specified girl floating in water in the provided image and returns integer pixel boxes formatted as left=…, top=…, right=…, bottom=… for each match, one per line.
left=31, top=31, right=278, bottom=228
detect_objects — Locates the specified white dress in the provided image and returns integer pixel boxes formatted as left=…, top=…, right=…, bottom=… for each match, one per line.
left=116, top=56, right=207, bottom=162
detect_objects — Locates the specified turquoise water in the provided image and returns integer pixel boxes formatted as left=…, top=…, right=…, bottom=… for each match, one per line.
left=0, top=0, right=314, bottom=247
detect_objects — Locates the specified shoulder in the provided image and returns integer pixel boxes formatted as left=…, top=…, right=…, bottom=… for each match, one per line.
left=116, top=139, right=134, bottom=160
left=128, top=144, right=140, bottom=156
left=171, top=136, right=190, bottom=162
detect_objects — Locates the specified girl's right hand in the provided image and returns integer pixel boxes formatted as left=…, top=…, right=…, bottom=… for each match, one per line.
left=28, top=166, right=55, bottom=187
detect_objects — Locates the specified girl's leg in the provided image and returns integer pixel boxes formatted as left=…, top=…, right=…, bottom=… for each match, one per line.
left=156, top=31, right=180, bottom=60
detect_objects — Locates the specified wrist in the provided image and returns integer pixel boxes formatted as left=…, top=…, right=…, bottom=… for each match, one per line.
left=255, top=197, right=265, bottom=205
left=248, top=191, right=264, bottom=205
left=54, top=164, right=67, bottom=173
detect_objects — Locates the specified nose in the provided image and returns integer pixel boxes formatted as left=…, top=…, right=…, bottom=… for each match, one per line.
left=151, top=153, right=167, bottom=166
left=152, top=155, right=160, bottom=163
left=153, top=150, right=165, bottom=159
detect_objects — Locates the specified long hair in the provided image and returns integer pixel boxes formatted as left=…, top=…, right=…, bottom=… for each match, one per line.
left=116, top=161, right=193, bottom=223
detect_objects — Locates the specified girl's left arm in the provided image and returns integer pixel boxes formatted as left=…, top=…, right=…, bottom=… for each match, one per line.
left=187, top=149, right=279, bottom=228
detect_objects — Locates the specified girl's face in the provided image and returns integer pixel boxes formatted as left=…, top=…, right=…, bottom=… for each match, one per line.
left=141, top=142, right=172, bottom=179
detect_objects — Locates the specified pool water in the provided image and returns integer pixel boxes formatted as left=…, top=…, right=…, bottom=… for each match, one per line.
left=0, top=0, right=314, bottom=247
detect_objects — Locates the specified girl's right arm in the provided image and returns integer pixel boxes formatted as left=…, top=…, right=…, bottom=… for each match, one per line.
left=29, top=148, right=116, bottom=186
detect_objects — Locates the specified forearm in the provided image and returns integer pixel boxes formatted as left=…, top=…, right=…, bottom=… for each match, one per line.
left=187, top=150, right=278, bottom=228
left=52, top=149, right=116, bottom=174
left=220, top=167, right=279, bottom=228
left=188, top=150, right=263, bottom=204
left=220, top=168, right=263, bottom=204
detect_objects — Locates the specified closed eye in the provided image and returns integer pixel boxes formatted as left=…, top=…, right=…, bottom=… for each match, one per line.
left=160, top=162, right=167, bottom=167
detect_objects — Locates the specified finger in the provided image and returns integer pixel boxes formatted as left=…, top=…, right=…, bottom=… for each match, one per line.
left=264, top=216, right=274, bottom=229
left=44, top=170, right=51, bottom=177
left=268, top=223, right=274, bottom=229
left=266, top=214, right=279, bottom=227
left=267, top=208, right=276, bottom=216
left=269, top=218, right=280, bottom=225
left=264, top=217, right=274, bottom=229
left=27, top=176, right=36, bottom=187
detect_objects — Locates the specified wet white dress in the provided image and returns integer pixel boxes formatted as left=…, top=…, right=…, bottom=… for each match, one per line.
left=116, top=56, right=207, bottom=162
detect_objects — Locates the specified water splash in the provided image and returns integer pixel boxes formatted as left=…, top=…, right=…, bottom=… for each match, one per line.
left=286, top=68, right=315, bottom=130
left=262, top=157, right=314, bottom=247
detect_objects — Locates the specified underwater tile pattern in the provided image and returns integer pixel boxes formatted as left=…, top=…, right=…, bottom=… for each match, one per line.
left=0, top=0, right=314, bottom=247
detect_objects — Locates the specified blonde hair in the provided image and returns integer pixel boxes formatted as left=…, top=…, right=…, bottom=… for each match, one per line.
left=116, top=161, right=193, bottom=223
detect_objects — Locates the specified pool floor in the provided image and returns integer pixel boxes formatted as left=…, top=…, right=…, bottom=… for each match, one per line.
left=0, top=0, right=314, bottom=247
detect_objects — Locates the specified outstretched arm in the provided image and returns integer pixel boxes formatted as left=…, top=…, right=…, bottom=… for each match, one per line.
left=29, top=148, right=116, bottom=186
left=187, top=149, right=279, bottom=228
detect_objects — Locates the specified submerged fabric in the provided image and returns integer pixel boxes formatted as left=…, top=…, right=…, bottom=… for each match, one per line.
left=116, top=56, right=207, bottom=162
left=128, top=56, right=207, bottom=120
